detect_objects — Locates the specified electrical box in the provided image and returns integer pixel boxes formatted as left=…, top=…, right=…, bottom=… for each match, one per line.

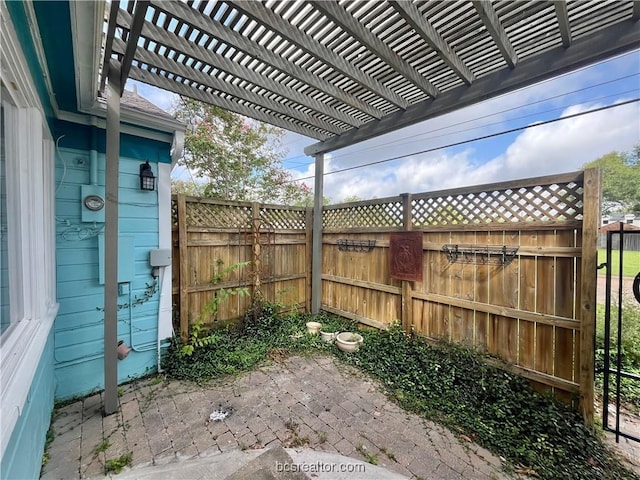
left=118, top=282, right=130, bottom=296
left=81, top=185, right=105, bottom=223
left=149, top=249, right=171, bottom=267
left=98, top=235, right=135, bottom=284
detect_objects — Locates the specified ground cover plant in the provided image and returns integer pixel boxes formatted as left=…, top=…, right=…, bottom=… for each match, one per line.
left=164, top=304, right=637, bottom=480
left=343, top=325, right=637, bottom=480
left=595, top=297, right=640, bottom=412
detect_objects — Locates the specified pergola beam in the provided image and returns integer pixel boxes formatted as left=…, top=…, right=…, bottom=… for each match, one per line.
left=119, top=0, right=150, bottom=95
left=152, top=0, right=385, bottom=120
left=472, top=0, right=518, bottom=68
left=310, top=0, right=439, bottom=98
left=116, top=9, right=362, bottom=129
left=389, top=0, right=475, bottom=85
left=129, top=66, right=328, bottom=141
left=99, top=0, right=120, bottom=92
left=305, top=19, right=639, bottom=155
left=227, top=0, right=409, bottom=109
left=553, top=0, right=572, bottom=48
left=113, top=37, right=344, bottom=135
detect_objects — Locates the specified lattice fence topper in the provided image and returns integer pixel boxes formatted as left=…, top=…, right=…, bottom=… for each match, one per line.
left=260, top=207, right=306, bottom=230
left=171, top=198, right=178, bottom=230
left=323, top=200, right=403, bottom=229
left=186, top=201, right=252, bottom=229
left=412, top=182, right=583, bottom=226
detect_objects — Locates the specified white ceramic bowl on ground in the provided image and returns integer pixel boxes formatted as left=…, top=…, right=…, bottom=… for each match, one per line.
left=306, top=321, right=322, bottom=335
left=320, top=330, right=338, bottom=342
left=335, top=332, right=364, bottom=353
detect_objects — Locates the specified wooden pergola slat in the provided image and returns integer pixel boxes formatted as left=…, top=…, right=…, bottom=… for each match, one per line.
left=226, top=0, right=409, bottom=109
left=118, top=11, right=363, bottom=129
left=128, top=65, right=329, bottom=141
left=389, top=0, right=475, bottom=85
left=153, top=0, right=384, bottom=119
left=472, top=0, right=518, bottom=68
left=553, top=0, right=573, bottom=48
left=310, top=0, right=439, bottom=98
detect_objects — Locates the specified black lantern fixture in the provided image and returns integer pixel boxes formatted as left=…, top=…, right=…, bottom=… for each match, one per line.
left=139, top=161, right=155, bottom=191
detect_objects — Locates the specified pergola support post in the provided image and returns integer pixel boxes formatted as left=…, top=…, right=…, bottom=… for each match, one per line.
left=311, top=153, right=324, bottom=314
left=104, top=64, right=121, bottom=415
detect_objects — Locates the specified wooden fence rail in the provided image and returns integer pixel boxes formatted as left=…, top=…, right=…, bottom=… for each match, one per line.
left=171, top=169, right=600, bottom=422
left=171, top=195, right=311, bottom=340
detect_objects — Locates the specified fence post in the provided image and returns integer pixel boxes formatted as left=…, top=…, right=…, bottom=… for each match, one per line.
left=579, top=167, right=601, bottom=424
left=251, top=202, right=262, bottom=301
left=177, top=195, right=190, bottom=342
left=305, top=207, right=313, bottom=312
left=400, top=193, right=414, bottom=333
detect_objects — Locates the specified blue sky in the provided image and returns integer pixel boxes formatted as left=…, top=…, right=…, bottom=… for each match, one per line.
left=133, top=50, right=640, bottom=203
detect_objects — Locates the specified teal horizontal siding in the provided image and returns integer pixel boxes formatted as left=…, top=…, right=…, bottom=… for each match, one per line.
left=0, top=333, right=55, bottom=480
left=54, top=121, right=173, bottom=163
left=54, top=142, right=167, bottom=401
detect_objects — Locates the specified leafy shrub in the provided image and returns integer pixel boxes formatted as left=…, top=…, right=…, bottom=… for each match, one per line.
left=595, top=298, right=640, bottom=410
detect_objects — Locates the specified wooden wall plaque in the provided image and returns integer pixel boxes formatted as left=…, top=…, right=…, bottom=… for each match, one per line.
left=389, top=231, right=423, bottom=282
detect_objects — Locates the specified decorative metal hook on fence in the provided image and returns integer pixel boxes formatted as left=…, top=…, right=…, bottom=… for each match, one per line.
left=337, top=239, right=376, bottom=253
left=442, top=244, right=519, bottom=266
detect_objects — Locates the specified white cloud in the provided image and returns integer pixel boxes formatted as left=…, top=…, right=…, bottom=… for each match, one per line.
left=309, top=100, right=639, bottom=202
left=484, top=100, right=639, bottom=180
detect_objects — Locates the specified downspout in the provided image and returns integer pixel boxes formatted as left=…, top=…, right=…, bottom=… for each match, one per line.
left=157, top=130, right=184, bottom=372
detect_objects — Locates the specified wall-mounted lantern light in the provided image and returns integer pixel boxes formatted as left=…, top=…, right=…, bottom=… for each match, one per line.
left=139, top=161, right=155, bottom=191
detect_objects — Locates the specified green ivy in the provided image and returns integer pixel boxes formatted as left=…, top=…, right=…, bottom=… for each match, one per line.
left=163, top=309, right=637, bottom=480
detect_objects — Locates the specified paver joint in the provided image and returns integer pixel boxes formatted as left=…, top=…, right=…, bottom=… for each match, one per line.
left=41, top=355, right=511, bottom=480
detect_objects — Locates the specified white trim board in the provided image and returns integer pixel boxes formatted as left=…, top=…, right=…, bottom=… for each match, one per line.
left=0, top=4, right=59, bottom=459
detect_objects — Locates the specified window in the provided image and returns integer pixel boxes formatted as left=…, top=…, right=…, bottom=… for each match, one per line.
left=0, top=104, right=8, bottom=334
left=0, top=6, right=59, bottom=459
left=0, top=92, right=58, bottom=438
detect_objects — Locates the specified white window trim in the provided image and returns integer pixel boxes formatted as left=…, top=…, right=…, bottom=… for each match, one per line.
left=157, top=163, right=173, bottom=341
left=0, top=3, right=59, bottom=459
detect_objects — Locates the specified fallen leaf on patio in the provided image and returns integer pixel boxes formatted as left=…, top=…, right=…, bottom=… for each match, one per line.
left=514, top=466, right=538, bottom=476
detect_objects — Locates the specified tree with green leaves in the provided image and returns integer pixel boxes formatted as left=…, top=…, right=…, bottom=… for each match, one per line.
left=174, top=97, right=310, bottom=204
left=171, top=179, right=206, bottom=197
left=583, top=145, right=639, bottom=213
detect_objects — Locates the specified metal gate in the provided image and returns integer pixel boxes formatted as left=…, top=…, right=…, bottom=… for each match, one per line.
left=602, top=226, right=640, bottom=443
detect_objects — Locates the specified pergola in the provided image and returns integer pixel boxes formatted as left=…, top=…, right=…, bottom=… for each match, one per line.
left=99, top=0, right=640, bottom=413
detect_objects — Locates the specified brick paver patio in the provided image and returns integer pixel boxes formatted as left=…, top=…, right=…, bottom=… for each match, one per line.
left=41, top=355, right=511, bottom=479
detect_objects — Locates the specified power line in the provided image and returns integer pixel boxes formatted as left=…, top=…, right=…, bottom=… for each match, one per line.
left=281, top=71, right=640, bottom=166
left=290, top=98, right=639, bottom=182
left=329, top=74, right=640, bottom=160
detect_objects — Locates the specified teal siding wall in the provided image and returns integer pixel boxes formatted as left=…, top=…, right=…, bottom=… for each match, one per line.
left=54, top=120, right=173, bottom=164
left=55, top=139, right=163, bottom=400
left=0, top=333, right=55, bottom=480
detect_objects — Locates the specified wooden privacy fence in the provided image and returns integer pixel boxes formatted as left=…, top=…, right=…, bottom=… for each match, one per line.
left=171, top=195, right=311, bottom=339
left=171, top=169, right=600, bottom=421
left=321, top=170, right=600, bottom=420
